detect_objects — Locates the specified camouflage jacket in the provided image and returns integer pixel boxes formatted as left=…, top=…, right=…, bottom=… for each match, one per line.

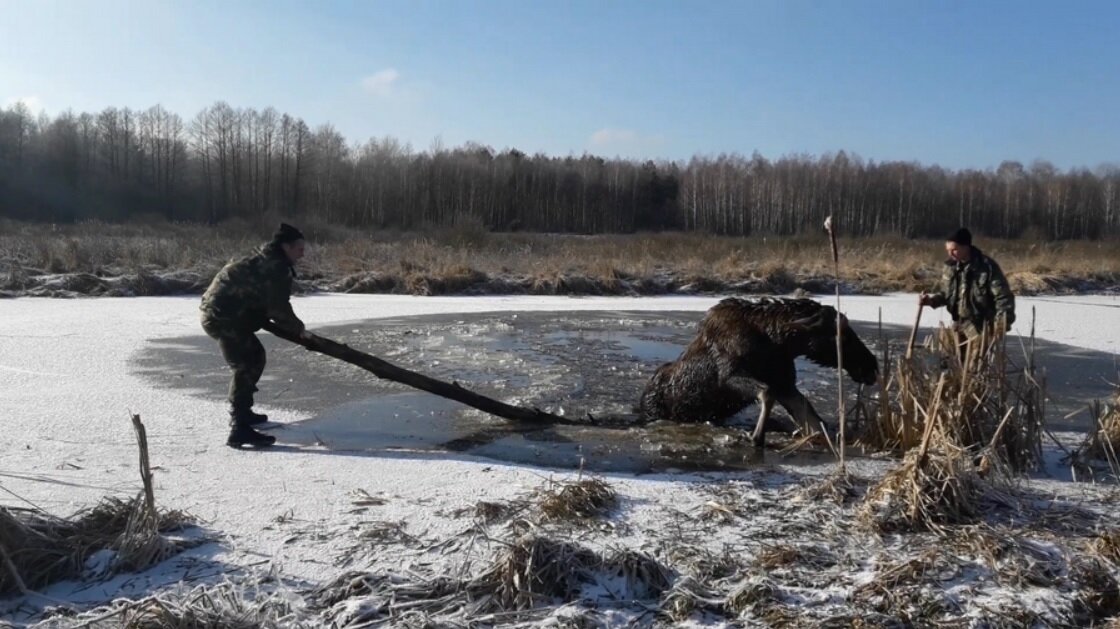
left=199, top=243, right=305, bottom=334
left=928, top=247, right=1015, bottom=327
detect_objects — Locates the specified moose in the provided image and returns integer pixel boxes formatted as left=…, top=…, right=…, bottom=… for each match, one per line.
left=639, top=297, right=879, bottom=447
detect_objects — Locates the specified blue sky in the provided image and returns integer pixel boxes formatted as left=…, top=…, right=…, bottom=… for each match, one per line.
left=1, top=0, right=1116, bottom=170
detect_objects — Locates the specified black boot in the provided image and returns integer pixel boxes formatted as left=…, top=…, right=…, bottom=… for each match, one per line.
left=230, top=407, right=268, bottom=426
left=227, top=422, right=276, bottom=448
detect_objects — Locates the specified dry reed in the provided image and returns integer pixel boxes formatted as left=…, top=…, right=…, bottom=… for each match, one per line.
left=858, top=437, right=994, bottom=533
left=725, top=576, right=778, bottom=617
left=0, top=415, right=193, bottom=597
left=659, top=574, right=724, bottom=622
left=308, top=534, right=671, bottom=625
left=536, top=478, right=616, bottom=523
left=949, top=525, right=1063, bottom=588
left=0, top=499, right=192, bottom=596
left=1069, top=391, right=1120, bottom=481
left=43, top=581, right=308, bottom=629
left=794, top=470, right=865, bottom=505
left=1092, top=530, right=1120, bottom=565
left=1072, top=558, right=1120, bottom=621
left=858, top=320, right=1044, bottom=474
left=469, top=536, right=599, bottom=610
left=5, top=219, right=1118, bottom=297
left=473, top=501, right=513, bottom=524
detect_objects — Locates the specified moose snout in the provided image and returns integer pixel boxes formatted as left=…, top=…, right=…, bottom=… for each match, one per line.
left=854, top=367, right=878, bottom=386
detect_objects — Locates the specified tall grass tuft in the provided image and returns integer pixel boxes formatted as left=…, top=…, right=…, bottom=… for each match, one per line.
left=858, top=320, right=1044, bottom=474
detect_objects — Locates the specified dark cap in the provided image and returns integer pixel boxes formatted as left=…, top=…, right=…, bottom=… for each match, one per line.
left=272, top=222, right=305, bottom=245
left=947, top=228, right=972, bottom=246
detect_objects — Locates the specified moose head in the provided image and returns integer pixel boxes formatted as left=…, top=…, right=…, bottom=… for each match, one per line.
left=790, top=309, right=879, bottom=386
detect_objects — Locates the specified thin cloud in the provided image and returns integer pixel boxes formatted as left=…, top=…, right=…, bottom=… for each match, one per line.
left=590, top=128, right=637, bottom=146
left=589, top=127, right=665, bottom=154
left=3, top=96, right=43, bottom=112
left=360, top=69, right=401, bottom=97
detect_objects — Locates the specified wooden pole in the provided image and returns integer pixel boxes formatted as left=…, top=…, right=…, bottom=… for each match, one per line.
left=129, top=414, right=156, bottom=520
left=825, top=215, right=845, bottom=470
left=905, top=302, right=924, bottom=360
left=263, top=322, right=585, bottom=426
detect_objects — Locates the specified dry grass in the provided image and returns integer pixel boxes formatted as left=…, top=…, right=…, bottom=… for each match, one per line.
left=3, top=219, right=1118, bottom=296
left=852, top=531, right=1120, bottom=627
left=1092, top=530, right=1120, bottom=565
left=1069, top=391, right=1120, bottom=481
left=535, top=478, right=616, bottom=523
left=858, top=438, right=996, bottom=533
left=1072, top=558, right=1120, bottom=621
left=858, top=323, right=1044, bottom=474
left=1, top=415, right=193, bottom=598
left=473, top=501, right=513, bottom=523
left=855, top=317, right=1045, bottom=532
left=666, top=545, right=746, bottom=583
left=851, top=549, right=957, bottom=623
left=47, top=582, right=307, bottom=629
left=794, top=470, right=865, bottom=505
left=306, top=534, right=671, bottom=626
left=949, top=525, right=1063, bottom=587
left=0, top=498, right=192, bottom=596
left=725, top=576, right=779, bottom=617
left=470, top=536, right=602, bottom=610
left=659, top=574, right=724, bottom=622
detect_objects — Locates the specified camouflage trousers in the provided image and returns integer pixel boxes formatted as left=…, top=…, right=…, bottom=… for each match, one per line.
left=952, top=318, right=1004, bottom=364
left=201, top=318, right=266, bottom=412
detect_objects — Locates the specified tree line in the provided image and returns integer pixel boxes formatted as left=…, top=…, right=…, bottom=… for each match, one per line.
left=1, top=101, right=1117, bottom=239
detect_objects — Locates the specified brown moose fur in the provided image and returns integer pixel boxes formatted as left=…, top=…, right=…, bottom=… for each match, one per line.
left=639, top=297, right=878, bottom=446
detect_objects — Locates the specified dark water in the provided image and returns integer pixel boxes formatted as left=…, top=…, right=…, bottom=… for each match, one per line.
left=133, top=310, right=1115, bottom=472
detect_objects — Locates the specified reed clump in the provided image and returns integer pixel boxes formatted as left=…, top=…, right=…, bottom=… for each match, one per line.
left=858, top=322, right=1044, bottom=474
left=0, top=499, right=191, bottom=596
left=308, top=534, right=671, bottom=625
left=1068, top=391, right=1120, bottom=481
left=536, top=478, right=616, bottom=523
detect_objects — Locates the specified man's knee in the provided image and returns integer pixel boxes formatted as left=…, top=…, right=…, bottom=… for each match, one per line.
left=220, top=335, right=262, bottom=372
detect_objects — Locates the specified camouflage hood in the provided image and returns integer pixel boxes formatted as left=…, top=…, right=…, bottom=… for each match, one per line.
left=199, top=242, right=305, bottom=334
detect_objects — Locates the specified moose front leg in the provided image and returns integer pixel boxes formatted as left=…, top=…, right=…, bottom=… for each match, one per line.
left=723, top=374, right=771, bottom=447
left=749, top=389, right=775, bottom=448
left=774, top=388, right=830, bottom=440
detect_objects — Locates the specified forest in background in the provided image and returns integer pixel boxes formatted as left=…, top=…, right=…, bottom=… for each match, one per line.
left=1, top=101, right=1118, bottom=239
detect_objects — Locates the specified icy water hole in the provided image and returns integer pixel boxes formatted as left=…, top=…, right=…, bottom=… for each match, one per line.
left=134, top=310, right=1116, bottom=473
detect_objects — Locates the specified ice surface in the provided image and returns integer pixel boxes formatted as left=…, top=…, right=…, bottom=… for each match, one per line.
left=1, top=292, right=1118, bottom=624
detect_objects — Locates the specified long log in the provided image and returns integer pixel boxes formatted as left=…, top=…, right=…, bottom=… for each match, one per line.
left=263, top=322, right=585, bottom=426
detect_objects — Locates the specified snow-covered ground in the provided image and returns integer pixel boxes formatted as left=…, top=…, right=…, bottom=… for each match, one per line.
left=1, top=293, right=1118, bottom=626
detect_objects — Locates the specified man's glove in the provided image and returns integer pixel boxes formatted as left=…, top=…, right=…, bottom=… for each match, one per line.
left=919, top=292, right=945, bottom=308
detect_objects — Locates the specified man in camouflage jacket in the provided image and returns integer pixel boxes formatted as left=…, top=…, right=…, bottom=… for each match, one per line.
left=200, top=223, right=310, bottom=448
left=920, top=228, right=1016, bottom=343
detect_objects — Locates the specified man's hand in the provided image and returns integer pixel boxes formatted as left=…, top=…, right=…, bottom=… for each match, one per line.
left=918, top=292, right=932, bottom=307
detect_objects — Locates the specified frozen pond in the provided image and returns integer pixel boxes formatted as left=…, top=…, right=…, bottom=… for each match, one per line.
left=3, top=293, right=1120, bottom=625
left=133, top=308, right=1117, bottom=472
